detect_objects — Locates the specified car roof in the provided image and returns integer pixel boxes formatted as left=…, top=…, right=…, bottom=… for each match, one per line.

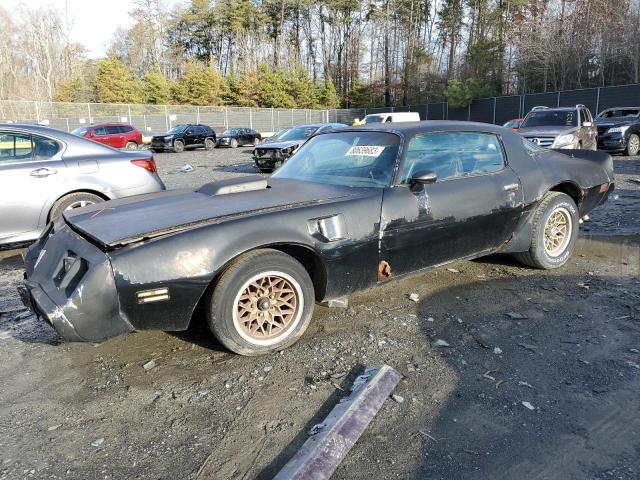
left=331, top=120, right=509, bottom=136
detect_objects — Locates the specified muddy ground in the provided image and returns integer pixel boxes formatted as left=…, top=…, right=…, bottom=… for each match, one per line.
left=1, top=148, right=639, bottom=480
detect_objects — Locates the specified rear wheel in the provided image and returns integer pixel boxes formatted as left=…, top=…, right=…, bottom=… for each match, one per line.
left=204, top=138, right=215, bottom=151
left=515, top=192, right=579, bottom=269
left=207, top=249, right=315, bottom=355
left=253, top=137, right=260, bottom=146
left=625, top=133, right=639, bottom=156
left=125, top=141, right=138, bottom=150
left=230, top=138, right=238, bottom=149
left=50, top=192, right=104, bottom=220
left=173, top=139, right=185, bottom=153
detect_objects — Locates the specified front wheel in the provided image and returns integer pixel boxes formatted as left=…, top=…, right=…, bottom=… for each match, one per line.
left=173, top=139, right=185, bottom=153
left=253, top=137, right=260, bottom=146
left=625, top=133, right=639, bottom=156
left=230, top=138, right=238, bottom=149
left=207, top=249, right=315, bottom=355
left=515, top=192, right=579, bottom=269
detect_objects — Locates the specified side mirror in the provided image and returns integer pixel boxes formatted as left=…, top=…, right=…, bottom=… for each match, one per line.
left=410, top=170, right=437, bottom=189
left=583, top=121, right=593, bottom=127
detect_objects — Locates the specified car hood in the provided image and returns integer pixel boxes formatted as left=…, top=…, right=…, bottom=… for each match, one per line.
left=256, top=140, right=303, bottom=150
left=517, top=126, right=577, bottom=136
left=64, top=178, right=368, bottom=248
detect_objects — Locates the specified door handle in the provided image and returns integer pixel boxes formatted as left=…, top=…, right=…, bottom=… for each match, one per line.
left=30, top=168, right=57, bottom=177
left=503, top=183, right=519, bottom=192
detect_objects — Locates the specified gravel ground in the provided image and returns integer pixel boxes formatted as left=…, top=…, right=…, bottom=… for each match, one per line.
left=1, top=148, right=639, bottom=480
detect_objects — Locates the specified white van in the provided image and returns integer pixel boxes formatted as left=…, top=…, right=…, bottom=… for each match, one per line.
left=363, top=112, right=420, bottom=124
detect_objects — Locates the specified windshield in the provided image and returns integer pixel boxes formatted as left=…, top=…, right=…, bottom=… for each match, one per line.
left=521, top=110, right=577, bottom=128
left=272, top=131, right=401, bottom=188
left=364, top=115, right=385, bottom=123
left=222, top=129, right=238, bottom=136
left=167, top=125, right=186, bottom=135
left=279, top=126, right=318, bottom=141
left=71, top=126, right=90, bottom=136
left=597, top=108, right=640, bottom=119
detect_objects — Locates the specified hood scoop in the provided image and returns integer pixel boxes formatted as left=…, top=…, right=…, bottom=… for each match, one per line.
left=198, top=175, right=269, bottom=196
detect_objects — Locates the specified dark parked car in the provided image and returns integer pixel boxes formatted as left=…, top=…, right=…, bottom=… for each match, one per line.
left=151, top=124, right=216, bottom=153
left=253, top=123, right=346, bottom=172
left=595, top=107, right=640, bottom=156
left=216, top=128, right=262, bottom=148
left=21, top=122, right=613, bottom=356
left=71, top=123, right=143, bottom=149
left=518, top=105, right=597, bottom=150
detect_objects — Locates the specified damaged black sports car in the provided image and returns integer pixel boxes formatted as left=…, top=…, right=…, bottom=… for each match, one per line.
left=21, top=122, right=614, bottom=355
left=252, top=123, right=346, bottom=172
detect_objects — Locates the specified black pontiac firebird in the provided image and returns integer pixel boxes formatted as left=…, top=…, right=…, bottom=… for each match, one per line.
left=21, top=122, right=614, bottom=355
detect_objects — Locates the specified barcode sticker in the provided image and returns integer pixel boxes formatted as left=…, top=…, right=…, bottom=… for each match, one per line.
left=345, top=145, right=385, bottom=157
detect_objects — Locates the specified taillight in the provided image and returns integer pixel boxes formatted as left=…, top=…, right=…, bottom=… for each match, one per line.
left=131, top=157, right=157, bottom=173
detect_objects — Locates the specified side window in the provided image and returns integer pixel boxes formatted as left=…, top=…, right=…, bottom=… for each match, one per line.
left=401, top=132, right=505, bottom=183
left=197, top=127, right=207, bottom=135
left=33, top=135, right=61, bottom=160
left=93, top=127, right=107, bottom=136
left=121, top=126, right=133, bottom=133
left=0, top=132, right=33, bottom=161
left=105, top=126, right=120, bottom=135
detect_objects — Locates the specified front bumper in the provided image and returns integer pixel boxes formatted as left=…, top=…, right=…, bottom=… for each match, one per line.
left=597, top=133, right=627, bottom=152
left=20, top=218, right=133, bottom=342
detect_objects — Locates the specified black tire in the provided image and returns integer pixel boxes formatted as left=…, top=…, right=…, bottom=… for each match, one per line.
left=230, top=138, right=238, bottom=149
left=50, top=192, right=104, bottom=220
left=515, top=192, right=579, bottom=269
left=207, top=249, right=315, bottom=355
left=204, top=137, right=215, bottom=151
left=625, top=133, right=640, bottom=156
left=253, top=137, right=260, bottom=146
left=125, top=141, right=138, bottom=150
left=173, top=139, right=185, bottom=153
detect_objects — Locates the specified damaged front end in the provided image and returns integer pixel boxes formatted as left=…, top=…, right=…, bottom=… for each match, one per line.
left=253, top=143, right=299, bottom=171
left=20, top=217, right=132, bottom=342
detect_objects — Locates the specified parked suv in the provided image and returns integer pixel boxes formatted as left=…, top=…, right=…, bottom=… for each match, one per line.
left=517, top=105, right=597, bottom=150
left=595, top=107, right=640, bottom=156
left=150, top=124, right=216, bottom=153
left=71, top=123, right=142, bottom=149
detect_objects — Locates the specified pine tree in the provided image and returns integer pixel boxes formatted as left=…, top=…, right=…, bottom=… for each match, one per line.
left=95, top=57, right=142, bottom=103
left=174, top=61, right=228, bottom=105
left=257, top=66, right=295, bottom=108
left=141, top=69, right=172, bottom=104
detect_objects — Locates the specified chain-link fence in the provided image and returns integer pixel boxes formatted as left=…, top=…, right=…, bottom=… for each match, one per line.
left=0, top=100, right=330, bottom=134
left=330, top=83, right=640, bottom=125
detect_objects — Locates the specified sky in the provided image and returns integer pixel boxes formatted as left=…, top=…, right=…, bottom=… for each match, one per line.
left=1, top=0, right=181, bottom=58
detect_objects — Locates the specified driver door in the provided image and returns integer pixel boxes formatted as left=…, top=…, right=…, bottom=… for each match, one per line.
left=379, top=131, right=524, bottom=277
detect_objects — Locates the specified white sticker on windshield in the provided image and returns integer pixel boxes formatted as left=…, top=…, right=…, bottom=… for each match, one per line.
left=345, top=145, right=385, bottom=157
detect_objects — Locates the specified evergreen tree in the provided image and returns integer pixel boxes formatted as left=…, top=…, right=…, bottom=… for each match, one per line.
left=256, top=66, right=294, bottom=108
left=141, top=69, right=172, bottom=104
left=95, top=57, right=142, bottom=103
left=174, top=61, right=228, bottom=105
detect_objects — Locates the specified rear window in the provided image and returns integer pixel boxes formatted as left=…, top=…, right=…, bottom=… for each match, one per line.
left=119, top=125, right=133, bottom=133
left=105, top=126, right=121, bottom=135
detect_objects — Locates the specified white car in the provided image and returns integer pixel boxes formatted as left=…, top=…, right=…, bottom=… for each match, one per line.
left=363, top=112, right=420, bottom=123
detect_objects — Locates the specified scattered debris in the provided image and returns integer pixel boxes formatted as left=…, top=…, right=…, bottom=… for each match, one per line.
left=427, top=317, right=435, bottom=322
left=91, top=438, right=105, bottom=447
left=446, top=268, right=460, bottom=273
left=263, top=365, right=273, bottom=373
left=518, top=343, right=539, bottom=353
left=180, top=164, right=194, bottom=173
left=308, top=423, right=325, bottom=436
left=518, top=381, right=533, bottom=388
left=433, top=339, right=450, bottom=348
left=418, top=430, right=438, bottom=442
left=506, top=312, right=527, bottom=319
left=268, top=365, right=401, bottom=480
left=521, top=401, right=535, bottom=411
left=47, top=424, right=62, bottom=431
left=330, top=372, right=346, bottom=380
left=391, top=394, right=404, bottom=404
left=630, top=348, right=639, bottom=354
left=577, top=283, right=590, bottom=290
left=493, top=347, right=503, bottom=355
left=625, top=361, right=640, bottom=369
left=408, top=293, right=420, bottom=303
left=142, top=359, right=156, bottom=371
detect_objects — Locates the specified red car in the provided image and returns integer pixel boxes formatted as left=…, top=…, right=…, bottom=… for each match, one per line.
left=71, top=123, right=143, bottom=149
left=503, top=118, right=524, bottom=131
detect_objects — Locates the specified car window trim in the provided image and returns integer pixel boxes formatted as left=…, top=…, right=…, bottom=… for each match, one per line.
left=0, top=129, right=66, bottom=164
left=393, top=130, right=508, bottom=186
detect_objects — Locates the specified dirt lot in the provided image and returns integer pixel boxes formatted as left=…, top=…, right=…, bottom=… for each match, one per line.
left=1, top=148, right=639, bottom=480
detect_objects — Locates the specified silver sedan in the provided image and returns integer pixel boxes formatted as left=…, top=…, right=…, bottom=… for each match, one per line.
left=0, top=124, right=165, bottom=248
